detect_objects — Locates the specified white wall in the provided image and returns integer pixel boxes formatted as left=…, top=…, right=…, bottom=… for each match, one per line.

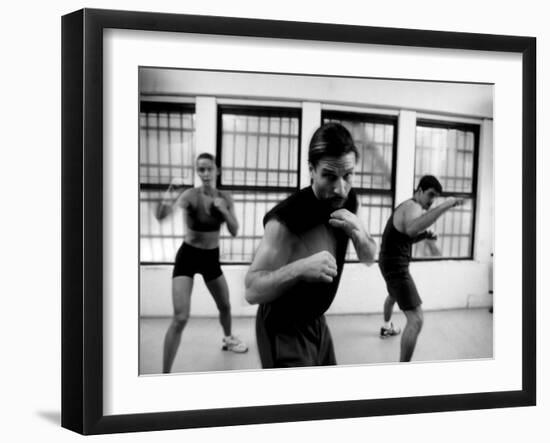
left=139, top=70, right=493, bottom=317
left=142, top=260, right=490, bottom=317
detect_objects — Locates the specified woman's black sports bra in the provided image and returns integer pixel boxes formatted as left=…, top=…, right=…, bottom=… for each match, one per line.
left=184, top=188, right=226, bottom=232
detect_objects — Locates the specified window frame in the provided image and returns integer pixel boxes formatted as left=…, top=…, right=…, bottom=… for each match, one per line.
left=412, top=118, right=481, bottom=261
left=321, top=109, right=398, bottom=263
left=139, top=101, right=197, bottom=188
left=216, top=104, right=303, bottom=264
left=139, top=101, right=196, bottom=265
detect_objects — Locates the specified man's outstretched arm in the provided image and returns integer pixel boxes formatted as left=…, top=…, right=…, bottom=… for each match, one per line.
left=403, top=197, right=463, bottom=238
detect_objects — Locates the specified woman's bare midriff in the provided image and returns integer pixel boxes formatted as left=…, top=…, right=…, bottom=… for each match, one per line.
left=184, top=228, right=220, bottom=249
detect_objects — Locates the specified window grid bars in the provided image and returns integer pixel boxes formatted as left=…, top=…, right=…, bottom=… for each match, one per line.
left=139, top=103, right=195, bottom=186
left=216, top=107, right=301, bottom=263
left=139, top=102, right=195, bottom=263
left=219, top=108, right=300, bottom=189
left=412, top=122, right=479, bottom=259
left=322, top=112, right=397, bottom=262
left=218, top=191, right=293, bottom=263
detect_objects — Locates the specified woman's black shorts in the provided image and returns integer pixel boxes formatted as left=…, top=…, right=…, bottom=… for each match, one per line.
left=172, top=243, right=223, bottom=282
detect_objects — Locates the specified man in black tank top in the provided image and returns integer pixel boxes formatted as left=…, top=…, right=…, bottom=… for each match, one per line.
left=378, top=175, right=463, bottom=362
left=245, top=123, right=377, bottom=368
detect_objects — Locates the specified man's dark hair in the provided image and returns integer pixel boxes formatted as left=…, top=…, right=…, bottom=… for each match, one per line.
left=196, top=152, right=217, bottom=166
left=416, top=175, right=443, bottom=194
left=308, top=122, right=359, bottom=167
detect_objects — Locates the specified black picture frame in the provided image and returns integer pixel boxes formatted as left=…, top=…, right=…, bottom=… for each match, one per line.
left=61, top=8, right=536, bottom=435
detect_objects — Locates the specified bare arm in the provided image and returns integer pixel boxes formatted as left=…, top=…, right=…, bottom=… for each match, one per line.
left=328, top=206, right=377, bottom=266
left=351, top=229, right=378, bottom=265
left=412, top=230, right=437, bottom=243
left=155, top=179, right=188, bottom=221
left=214, top=192, right=239, bottom=237
left=402, top=197, right=462, bottom=237
left=245, top=220, right=337, bottom=305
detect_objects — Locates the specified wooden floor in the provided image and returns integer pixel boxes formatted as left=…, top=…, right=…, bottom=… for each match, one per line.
left=139, top=308, right=493, bottom=375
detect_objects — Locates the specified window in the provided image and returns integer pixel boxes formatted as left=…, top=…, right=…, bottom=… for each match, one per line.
left=217, top=106, right=301, bottom=262
left=322, top=111, right=397, bottom=261
left=139, top=102, right=196, bottom=263
left=139, top=102, right=196, bottom=186
left=413, top=120, right=479, bottom=259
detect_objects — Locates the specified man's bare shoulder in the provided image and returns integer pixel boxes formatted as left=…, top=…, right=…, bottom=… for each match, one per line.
left=248, top=219, right=299, bottom=271
left=263, top=219, right=302, bottom=250
left=394, top=199, right=422, bottom=228
left=264, top=218, right=295, bottom=240
left=394, top=199, right=417, bottom=216
left=399, top=199, right=420, bottom=212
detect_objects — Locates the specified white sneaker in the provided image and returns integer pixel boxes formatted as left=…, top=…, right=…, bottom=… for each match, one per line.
left=380, top=323, right=402, bottom=338
left=222, top=336, right=248, bottom=353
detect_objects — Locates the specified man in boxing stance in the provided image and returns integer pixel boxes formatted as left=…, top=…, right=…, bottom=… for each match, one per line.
left=245, top=122, right=377, bottom=368
left=378, top=175, right=462, bottom=362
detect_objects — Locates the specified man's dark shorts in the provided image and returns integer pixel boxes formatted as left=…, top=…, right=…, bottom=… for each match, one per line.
left=255, top=307, right=336, bottom=368
left=379, top=262, right=422, bottom=311
left=172, top=242, right=223, bottom=282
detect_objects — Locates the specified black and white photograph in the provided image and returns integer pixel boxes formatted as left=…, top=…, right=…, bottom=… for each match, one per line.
left=55, top=4, right=538, bottom=438
left=138, top=68, right=494, bottom=375
left=3, top=0, right=546, bottom=442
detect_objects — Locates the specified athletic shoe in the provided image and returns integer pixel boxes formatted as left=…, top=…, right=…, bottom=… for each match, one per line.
left=380, top=323, right=401, bottom=338
left=222, top=336, right=248, bottom=353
